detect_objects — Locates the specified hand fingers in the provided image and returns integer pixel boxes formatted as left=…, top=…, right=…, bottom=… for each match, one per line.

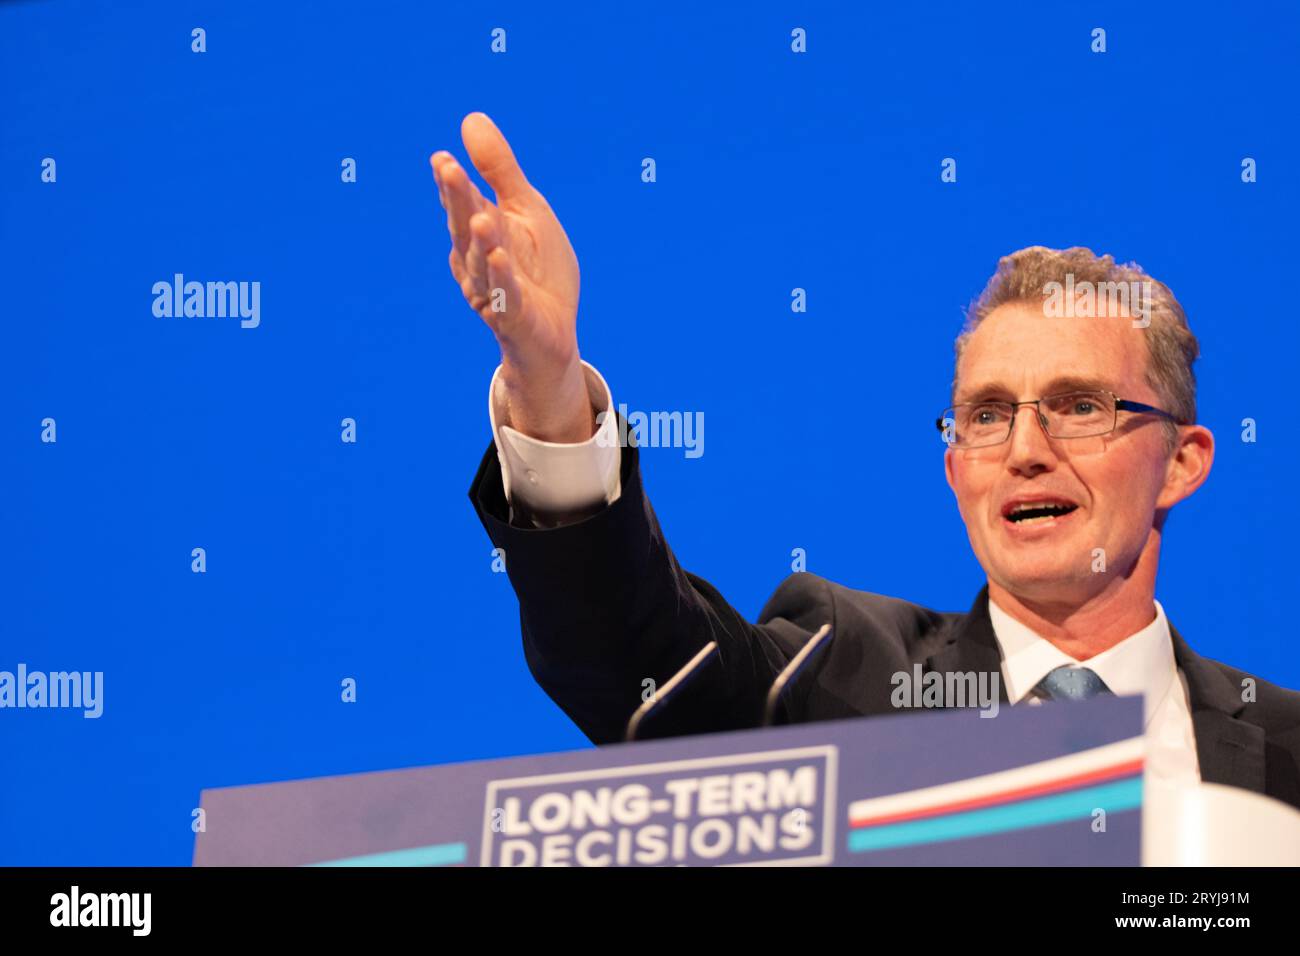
left=435, top=155, right=482, bottom=301
left=430, top=150, right=457, bottom=212
left=461, top=112, right=535, bottom=206
left=434, top=155, right=486, bottom=258
left=446, top=239, right=487, bottom=306
left=448, top=248, right=473, bottom=298
left=484, top=242, right=523, bottom=329
left=466, top=211, right=495, bottom=283
left=430, top=153, right=446, bottom=208
left=432, top=141, right=524, bottom=328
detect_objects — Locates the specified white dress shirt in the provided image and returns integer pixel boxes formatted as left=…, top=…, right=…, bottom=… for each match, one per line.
left=988, top=597, right=1200, bottom=784
left=487, top=361, right=1202, bottom=785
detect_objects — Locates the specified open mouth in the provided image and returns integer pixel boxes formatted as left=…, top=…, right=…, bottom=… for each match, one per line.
left=1001, top=499, right=1080, bottom=525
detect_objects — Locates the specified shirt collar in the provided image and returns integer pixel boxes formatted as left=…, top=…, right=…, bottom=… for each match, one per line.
left=987, top=595, right=1177, bottom=727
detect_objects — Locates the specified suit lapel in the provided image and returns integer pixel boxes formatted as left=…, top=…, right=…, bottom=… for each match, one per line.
left=926, top=585, right=1009, bottom=704
left=928, top=592, right=1267, bottom=796
left=1169, top=625, right=1267, bottom=796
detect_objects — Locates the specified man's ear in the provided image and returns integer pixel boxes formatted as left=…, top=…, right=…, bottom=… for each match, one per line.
left=944, top=446, right=957, bottom=496
left=1156, top=424, right=1214, bottom=510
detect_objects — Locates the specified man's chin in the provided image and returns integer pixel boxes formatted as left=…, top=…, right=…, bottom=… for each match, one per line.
left=988, top=562, right=1093, bottom=601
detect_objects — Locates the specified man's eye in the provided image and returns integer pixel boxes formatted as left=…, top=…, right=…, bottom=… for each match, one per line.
left=1046, top=393, right=1108, bottom=416
left=972, top=405, right=1005, bottom=424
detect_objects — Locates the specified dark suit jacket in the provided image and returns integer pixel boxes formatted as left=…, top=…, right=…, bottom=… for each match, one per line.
left=471, top=438, right=1300, bottom=812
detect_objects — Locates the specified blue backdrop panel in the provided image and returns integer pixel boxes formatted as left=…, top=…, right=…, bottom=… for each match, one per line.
left=2, top=0, right=1295, bottom=864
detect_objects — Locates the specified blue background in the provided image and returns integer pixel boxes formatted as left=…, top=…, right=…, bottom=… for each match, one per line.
left=2, top=0, right=1296, bottom=864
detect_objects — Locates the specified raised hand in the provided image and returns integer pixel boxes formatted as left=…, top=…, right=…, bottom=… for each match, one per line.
left=432, top=112, right=594, bottom=443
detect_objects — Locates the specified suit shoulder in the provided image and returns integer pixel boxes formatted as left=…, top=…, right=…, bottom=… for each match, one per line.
left=758, top=573, right=956, bottom=638
left=1202, top=657, right=1300, bottom=728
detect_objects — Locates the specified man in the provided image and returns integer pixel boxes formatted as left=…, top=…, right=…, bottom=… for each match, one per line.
left=431, top=112, right=1300, bottom=811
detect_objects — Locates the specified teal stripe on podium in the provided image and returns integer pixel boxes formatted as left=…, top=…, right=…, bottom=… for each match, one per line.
left=846, top=777, right=1142, bottom=853
left=308, top=841, right=468, bottom=867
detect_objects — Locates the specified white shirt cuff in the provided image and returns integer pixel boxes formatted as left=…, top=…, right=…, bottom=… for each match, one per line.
left=488, top=360, right=623, bottom=522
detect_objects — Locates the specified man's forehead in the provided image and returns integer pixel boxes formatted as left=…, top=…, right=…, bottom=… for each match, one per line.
left=955, top=373, right=1122, bottom=403
left=955, top=301, right=1150, bottom=400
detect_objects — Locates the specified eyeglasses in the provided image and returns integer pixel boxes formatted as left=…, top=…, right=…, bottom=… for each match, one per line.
left=935, top=390, right=1184, bottom=449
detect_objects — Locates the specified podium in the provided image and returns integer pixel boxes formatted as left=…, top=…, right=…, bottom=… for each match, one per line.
left=1143, top=780, right=1300, bottom=865
left=195, top=696, right=1170, bottom=866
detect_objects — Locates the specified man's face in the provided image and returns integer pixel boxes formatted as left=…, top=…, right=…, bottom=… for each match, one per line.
left=944, top=300, right=1201, bottom=604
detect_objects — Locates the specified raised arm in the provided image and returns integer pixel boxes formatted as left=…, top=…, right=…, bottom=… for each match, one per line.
left=432, top=114, right=841, bottom=742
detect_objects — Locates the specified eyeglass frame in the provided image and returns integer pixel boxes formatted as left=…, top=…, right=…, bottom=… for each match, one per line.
left=934, top=389, right=1186, bottom=449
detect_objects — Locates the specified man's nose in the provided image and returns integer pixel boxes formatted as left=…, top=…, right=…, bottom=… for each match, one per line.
left=1004, top=403, right=1057, bottom=474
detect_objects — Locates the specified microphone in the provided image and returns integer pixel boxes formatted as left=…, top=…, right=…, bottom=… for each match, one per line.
left=624, top=641, right=719, bottom=742
left=762, top=623, right=834, bottom=727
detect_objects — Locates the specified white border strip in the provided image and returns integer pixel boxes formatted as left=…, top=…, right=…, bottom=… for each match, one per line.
left=847, top=736, right=1144, bottom=824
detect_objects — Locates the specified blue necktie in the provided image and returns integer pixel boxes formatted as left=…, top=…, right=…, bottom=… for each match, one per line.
left=1033, top=665, right=1113, bottom=702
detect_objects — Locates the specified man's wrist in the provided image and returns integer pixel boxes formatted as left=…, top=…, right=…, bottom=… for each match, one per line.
left=497, top=357, right=595, bottom=443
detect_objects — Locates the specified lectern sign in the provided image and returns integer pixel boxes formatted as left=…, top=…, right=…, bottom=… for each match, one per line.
left=482, top=746, right=837, bottom=867
left=194, top=696, right=1143, bottom=866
